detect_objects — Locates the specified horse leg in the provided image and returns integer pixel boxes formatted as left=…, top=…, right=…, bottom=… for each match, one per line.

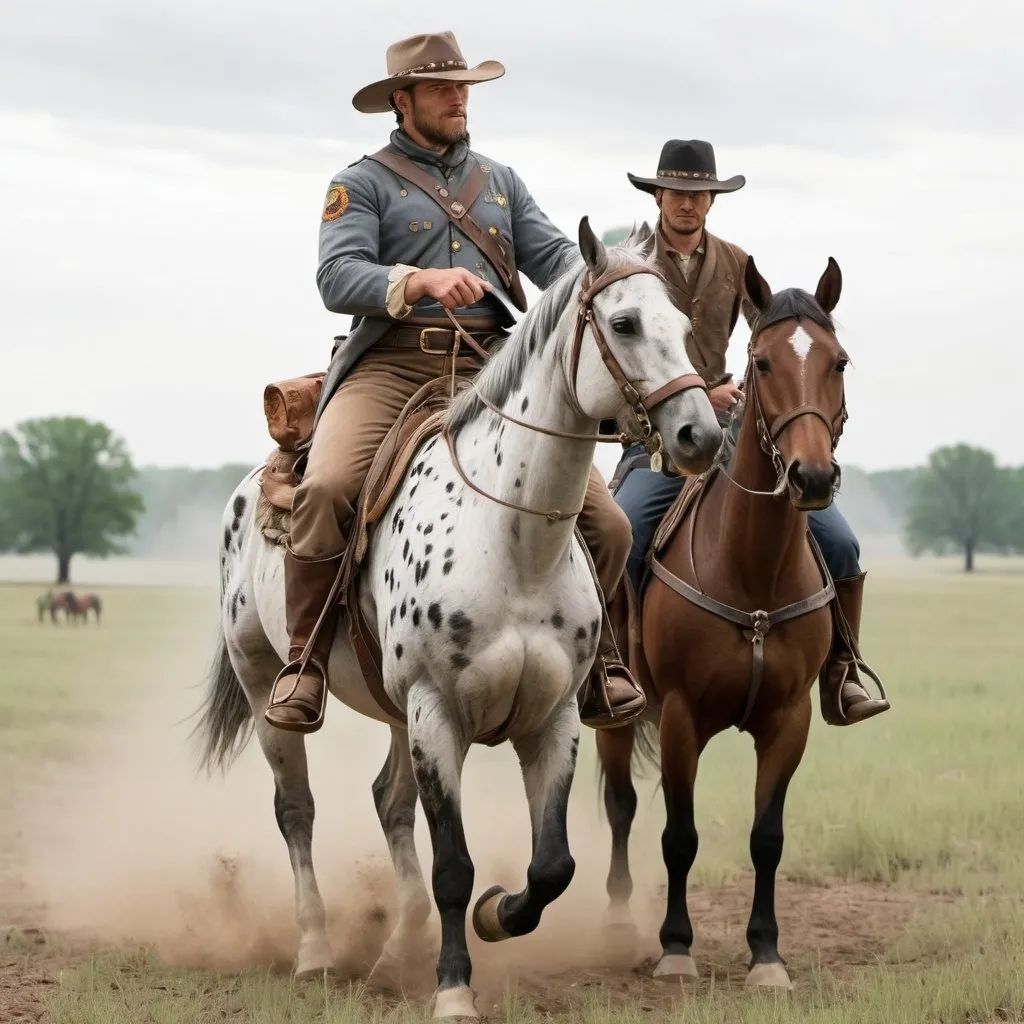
left=654, top=693, right=701, bottom=982
left=744, top=697, right=812, bottom=990
left=251, top=713, right=334, bottom=979
left=596, top=723, right=640, bottom=952
left=472, top=701, right=578, bottom=942
left=407, top=684, right=478, bottom=1020
left=368, top=725, right=435, bottom=989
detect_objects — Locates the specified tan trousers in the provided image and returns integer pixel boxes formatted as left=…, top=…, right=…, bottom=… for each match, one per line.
left=290, top=347, right=632, bottom=598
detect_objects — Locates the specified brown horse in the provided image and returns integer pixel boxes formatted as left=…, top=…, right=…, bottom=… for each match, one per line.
left=597, top=256, right=867, bottom=991
left=48, top=591, right=79, bottom=625
left=73, top=592, right=102, bottom=624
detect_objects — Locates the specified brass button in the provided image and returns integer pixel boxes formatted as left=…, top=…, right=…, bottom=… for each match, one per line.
left=451, top=240, right=462, bottom=252
left=409, top=221, right=419, bottom=232
left=439, top=187, right=449, bottom=198
left=400, top=188, right=408, bottom=197
left=488, top=225, right=498, bottom=236
left=423, top=220, right=432, bottom=230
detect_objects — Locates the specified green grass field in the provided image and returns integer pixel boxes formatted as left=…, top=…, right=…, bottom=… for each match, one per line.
left=2, top=560, right=1024, bottom=1023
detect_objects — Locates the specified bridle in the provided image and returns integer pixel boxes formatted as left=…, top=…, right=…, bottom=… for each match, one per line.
left=442, top=261, right=708, bottom=522
left=719, top=324, right=848, bottom=501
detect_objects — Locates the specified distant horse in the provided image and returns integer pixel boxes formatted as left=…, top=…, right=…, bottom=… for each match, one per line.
left=597, top=256, right=859, bottom=990
left=36, top=592, right=53, bottom=623
left=48, top=591, right=79, bottom=625
left=193, top=220, right=723, bottom=1018
left=74, top=592, right=103, bottom=624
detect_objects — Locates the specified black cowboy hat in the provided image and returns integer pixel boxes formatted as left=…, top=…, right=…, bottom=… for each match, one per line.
left=627, top=140, right=745, bottom=195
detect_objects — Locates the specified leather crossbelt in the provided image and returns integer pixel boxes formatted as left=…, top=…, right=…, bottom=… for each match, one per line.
left=367, top=146, right=529, bottom=312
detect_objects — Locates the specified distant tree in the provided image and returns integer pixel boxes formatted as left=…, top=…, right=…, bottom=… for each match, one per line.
left=905, top=444, right=1017, bottom=571
left=601, top=226, right=633, bottom=246
left=0, top=417, right=144, bottom=583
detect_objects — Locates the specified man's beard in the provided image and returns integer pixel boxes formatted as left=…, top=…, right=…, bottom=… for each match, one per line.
left=669, top=215, right=704, bottom=237
left=412, top=105, right=469, bottom=147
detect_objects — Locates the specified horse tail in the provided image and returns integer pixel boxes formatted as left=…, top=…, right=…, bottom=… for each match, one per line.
left=192, top=631, right=254, bottom=775
left=631, top=719, right=661, bottom=777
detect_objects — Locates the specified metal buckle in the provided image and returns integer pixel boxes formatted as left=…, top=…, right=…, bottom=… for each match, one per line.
left=419, top=327, right=455, bottom=354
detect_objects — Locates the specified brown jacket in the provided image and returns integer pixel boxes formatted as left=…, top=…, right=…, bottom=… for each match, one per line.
left=654, top=226, right=757, bottom=388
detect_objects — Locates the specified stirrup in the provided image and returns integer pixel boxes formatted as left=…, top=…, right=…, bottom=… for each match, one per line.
left=265, top=657, right=328, bottom=734
left=822, top=658, right=889, bottom=727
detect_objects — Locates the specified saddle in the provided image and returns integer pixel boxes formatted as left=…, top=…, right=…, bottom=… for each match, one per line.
left=254, top=370, right=463, bottom=724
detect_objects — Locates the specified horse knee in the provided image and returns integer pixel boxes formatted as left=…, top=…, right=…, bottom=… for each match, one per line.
left=528, top=850, right=576, bottom=902
left=750, top=818, right=784, bottom=872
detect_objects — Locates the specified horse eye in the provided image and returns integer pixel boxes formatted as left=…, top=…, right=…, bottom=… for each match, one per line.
left=611, top=315, right=637, bottom=336
left=836, top=359, right=848, bottom=373
left=755, top=357, right=771, bottom=373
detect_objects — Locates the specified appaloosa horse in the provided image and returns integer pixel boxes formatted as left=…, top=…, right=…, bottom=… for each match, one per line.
left=193, top=220, right=723, bottom=1018
left=597, top=256, right=859, bottom=990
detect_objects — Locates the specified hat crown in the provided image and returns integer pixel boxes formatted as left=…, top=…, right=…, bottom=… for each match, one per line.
left=385, top=31, right=467, bottom=78
left=658, top=139, right=718, bottom=178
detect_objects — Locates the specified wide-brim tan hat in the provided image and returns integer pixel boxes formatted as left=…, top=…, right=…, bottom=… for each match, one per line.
left=352, top=31, right=505, bottom=114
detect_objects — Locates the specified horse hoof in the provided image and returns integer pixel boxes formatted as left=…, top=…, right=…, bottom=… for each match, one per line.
left=367, top=949, right=410, bottom=994
left=745, top=962, right=792, bottom=990
left=432, top=984, right=480, bottom=1019
left=472, top=885, right=510, bottom=943
left=653, top=953, right=699, bottom=982
left=294, top=933, right=334, bottom=981
left=601, top=908, right=640, bottom=963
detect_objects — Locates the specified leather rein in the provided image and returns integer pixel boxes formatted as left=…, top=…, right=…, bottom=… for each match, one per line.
left=442, top=262, right=707, bottom=523
left=647, top=327, right=848, bottom=731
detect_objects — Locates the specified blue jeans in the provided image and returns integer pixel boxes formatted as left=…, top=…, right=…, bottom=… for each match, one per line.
left=612, top=446, right=861, bottom=596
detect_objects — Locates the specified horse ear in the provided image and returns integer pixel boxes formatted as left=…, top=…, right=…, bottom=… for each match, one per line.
left=579, top=216, right=608, bottom=275
left=636, top=220, right=656, bottom=258
left=814, top=256, right=842, bottom=313
left=744, top=255, right=773, bottom=313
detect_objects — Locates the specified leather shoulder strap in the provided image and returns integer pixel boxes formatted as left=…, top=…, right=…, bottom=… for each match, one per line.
left=367, top=148, right=528, bottom=311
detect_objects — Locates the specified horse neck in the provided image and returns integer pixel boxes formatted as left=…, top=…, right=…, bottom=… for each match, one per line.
left=710, top=402, right=809, bottom=597
left=452, top=313, right=597, bottom=582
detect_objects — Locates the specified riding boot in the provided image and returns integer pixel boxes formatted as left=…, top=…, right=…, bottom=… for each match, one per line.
left=265, top=547, right=344, bottom=734
left=578, top=613, right=647, bottom=730
left=818, top=571, right=890, bottom=726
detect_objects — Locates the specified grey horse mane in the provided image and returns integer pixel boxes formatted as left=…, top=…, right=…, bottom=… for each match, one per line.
left=445, top=224, right=659, bottom=434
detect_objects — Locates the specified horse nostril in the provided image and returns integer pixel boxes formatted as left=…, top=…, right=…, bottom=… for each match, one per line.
left=676, top=424, right=695, bottom=451
left=787, top=460, right=805, bottom=493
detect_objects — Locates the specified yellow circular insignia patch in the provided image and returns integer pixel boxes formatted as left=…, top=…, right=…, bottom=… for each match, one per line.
left=322, top=185, right=349, bottom=222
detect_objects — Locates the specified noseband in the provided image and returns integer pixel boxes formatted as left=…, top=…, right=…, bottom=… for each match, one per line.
left=443, top=261, right=708, bottom=520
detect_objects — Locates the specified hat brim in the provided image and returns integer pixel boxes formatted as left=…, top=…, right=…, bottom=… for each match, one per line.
left=627, top=171, right=746, bottom=195
left=352, top=61, right=505, bottom=113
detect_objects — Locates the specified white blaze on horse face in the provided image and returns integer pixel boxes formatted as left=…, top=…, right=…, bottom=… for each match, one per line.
left=789, top=325, right=817, bottom=385
left=789, top=325, right=815, bottom=363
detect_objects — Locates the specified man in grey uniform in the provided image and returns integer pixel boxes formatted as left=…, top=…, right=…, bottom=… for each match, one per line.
left=265, top=30, right=645, bottom=734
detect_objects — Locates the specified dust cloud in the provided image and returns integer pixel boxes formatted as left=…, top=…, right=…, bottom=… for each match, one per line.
left=7, top=591, right=667, bottom=1001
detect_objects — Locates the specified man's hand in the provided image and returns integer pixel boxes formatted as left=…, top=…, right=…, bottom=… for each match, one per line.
left=709, top=382, right=743, bottom=415
left=404, top=268, right=492, bottom=310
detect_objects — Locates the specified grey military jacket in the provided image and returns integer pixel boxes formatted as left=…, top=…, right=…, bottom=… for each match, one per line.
left=311, top=129, right=579, bottom=429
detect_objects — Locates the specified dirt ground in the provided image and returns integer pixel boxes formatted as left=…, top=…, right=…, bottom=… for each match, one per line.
left=0, top=865, right=952, bottom=1021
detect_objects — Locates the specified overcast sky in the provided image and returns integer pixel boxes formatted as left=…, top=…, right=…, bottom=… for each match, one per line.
left=3, top=0, right=1022, bottom=479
